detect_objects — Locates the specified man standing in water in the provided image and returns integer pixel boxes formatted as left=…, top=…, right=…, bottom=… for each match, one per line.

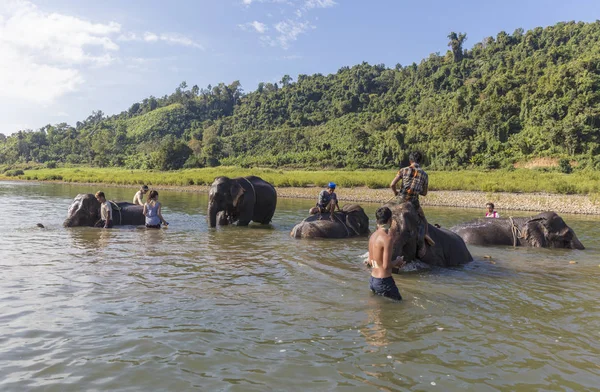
left=368, top=206, right=406, bottom=301
left=94, top=191, right=112, bottom=229
left=390, top=151, right=432, bottom=258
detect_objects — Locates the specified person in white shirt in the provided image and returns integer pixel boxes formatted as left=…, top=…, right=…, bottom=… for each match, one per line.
left=133, top=185, right=149, bottom=205
left=485, top=202, right=500, bottom=218
left=95, top=191, right=113, bottom=228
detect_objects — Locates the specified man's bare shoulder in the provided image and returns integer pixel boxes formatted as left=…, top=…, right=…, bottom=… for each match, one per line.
left=370, top=229, right=393, bottom=245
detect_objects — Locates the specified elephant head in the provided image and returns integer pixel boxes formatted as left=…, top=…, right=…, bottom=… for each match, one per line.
left=387, top=202, right=420, bottom=261
left=341, top=204, right=370, bottom=235
left=522, top=212, right=585, bottom=249
left=64, top=194, right=100, bottom=227
left=207, top=176, right=244, bottom=227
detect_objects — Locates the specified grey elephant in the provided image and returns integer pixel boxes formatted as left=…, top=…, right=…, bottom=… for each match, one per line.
left=290, top=204, right=370, bottom=238
left=388, top=202, right=473, bottom=268
left=208, top=175, right=277, bottom=227
left=64, top=193, right=145, bottom=227
left=451, top=211, right=584, bottom=249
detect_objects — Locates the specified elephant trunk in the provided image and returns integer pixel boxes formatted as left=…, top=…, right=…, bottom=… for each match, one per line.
left=208, top=203, right=219, bottom=228
left=63, top=218, right=74, bottom=227
left=570, top=234, right=585, bottom=250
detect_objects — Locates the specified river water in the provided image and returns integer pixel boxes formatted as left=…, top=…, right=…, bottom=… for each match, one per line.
left=0, top=181, right=599, bottom=391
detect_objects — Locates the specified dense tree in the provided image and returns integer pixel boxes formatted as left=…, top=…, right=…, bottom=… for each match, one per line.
left=2, top=21, right=600, bottom=170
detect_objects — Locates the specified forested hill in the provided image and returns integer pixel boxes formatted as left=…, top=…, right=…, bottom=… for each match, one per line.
left=2, top=21, right=600, bottom=171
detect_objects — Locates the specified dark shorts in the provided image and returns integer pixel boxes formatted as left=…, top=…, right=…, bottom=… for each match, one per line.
left=146, top=224, right=161, bottom=229
left=370, top=276, right=402, bottom=301
left=397, top=195, right=420, bottom=211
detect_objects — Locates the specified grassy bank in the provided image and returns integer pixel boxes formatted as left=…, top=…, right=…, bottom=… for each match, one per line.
left=2, top=166, right=600, bottom=195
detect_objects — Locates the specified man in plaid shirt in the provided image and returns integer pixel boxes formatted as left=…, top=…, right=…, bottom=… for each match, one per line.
left=390, top=151, right=433, bottom=258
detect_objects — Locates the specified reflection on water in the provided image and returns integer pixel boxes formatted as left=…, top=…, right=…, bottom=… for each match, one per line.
left=0, top=180, right=599, bottom=391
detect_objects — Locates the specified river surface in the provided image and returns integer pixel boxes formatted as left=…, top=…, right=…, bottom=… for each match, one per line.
left=0, top=181, right=599, bottom=391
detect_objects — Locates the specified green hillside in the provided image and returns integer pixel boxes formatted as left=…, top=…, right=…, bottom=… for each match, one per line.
left=1, top=21, right=600, bottom=171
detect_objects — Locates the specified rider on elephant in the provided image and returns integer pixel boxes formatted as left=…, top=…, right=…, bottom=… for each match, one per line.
left=309, top=182, right=341, bottom=221
left=390, top=151, right=433, bottom=258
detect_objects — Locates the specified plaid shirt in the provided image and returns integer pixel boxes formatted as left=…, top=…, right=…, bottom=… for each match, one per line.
left=396, top=163, right=428, bottom=204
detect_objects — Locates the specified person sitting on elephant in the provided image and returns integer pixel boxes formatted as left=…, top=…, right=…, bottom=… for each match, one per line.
left=368, top=206, right=406, bottom=301
left=143, top=190, right=168, bottom=229
left=94, top=191, right=113, bottom=229
left=485, top=202, right=500, bottom=218
left=390, top=151, right=433, bottom=258
left=309, top=182, right=340, bottom=221
left=133, top=185, right=149, bottom=205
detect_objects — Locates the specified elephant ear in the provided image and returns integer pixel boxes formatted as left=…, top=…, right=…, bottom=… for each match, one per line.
left=230, top=181, right=246, bottom=207
left=523, top=219, right=548, bottom=247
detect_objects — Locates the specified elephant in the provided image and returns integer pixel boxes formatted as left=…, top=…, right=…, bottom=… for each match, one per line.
left=450, top=211, right=584, bottom=249
left=290, top=204, right=370, bottom=238
left=64, top=193, right=145, bottom=227
left=208, top=175, right=277, bottom=227
left=388, top=202, right=473, bottom=268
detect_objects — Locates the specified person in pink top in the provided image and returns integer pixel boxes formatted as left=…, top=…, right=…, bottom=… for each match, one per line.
left=485, top=202, right=500, bottom=218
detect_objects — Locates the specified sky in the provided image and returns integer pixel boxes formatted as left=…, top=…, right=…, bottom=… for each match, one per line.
left=1, top=0, right=600, bottom=135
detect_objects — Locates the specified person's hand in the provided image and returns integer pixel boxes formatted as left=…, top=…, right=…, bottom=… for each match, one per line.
left=163, top=221, right=169, bottom=227
left=393, top=255, right=406, bottom=268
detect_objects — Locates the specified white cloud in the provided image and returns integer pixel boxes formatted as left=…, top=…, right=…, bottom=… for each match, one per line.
left=240, top=0, right=336, bottom=49
left=304, top=0, right=336, bottom=9
left=0, top=0, right=119, bottom=103
left=143, top=32, right=159, bottom=42
left=262, top=19, right=314, bottom=49
left=159, top=33, right=200, bottom=48
left=239, top=21, right=268, bottom=34
left=120, top=31, right=203, bottom=49
left=252, top=21, right=268, bottom=33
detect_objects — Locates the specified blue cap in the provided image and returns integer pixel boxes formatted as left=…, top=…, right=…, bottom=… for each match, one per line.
left=328, top=182, right=336, bottom=189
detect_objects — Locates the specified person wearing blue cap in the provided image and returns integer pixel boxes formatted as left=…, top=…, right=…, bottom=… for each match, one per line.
left=309, top=181, right=340, bottom=221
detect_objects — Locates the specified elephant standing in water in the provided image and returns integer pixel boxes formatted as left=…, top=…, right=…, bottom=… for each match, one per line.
left=208, top=176, right=277, bottom=227
left=388, top=202, right=473, bottom=267
left=64, top=194, right=145, bottom=227
left=451, top=212, right=584, bottom=249
left=290, top=204, right=370, bottom=238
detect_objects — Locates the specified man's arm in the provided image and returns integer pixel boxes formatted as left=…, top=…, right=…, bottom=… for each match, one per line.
left=104, top=203, right=112, bottom=228
left=381, top=236, right=393, bottom=270
left=390, top=171, right=402, bottom=196
left=420, top=174, right=428, bottom=196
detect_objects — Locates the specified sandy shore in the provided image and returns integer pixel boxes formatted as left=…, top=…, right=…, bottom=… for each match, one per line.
left=276, top=187, right=600, bottom=215
left=17, top=179, right=598, bottom=215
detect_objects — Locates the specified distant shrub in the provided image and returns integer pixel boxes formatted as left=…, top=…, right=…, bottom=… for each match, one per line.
left=46, top=161, right=57, bottom=169
left=558, top=158, right=573, bottom=174
left=555, top=183, right=577, bottom=194
left=5, top=169, right=24, bottom=176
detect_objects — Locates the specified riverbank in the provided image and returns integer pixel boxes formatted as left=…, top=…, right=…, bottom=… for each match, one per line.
left=5, top=178, right=599, bottom=215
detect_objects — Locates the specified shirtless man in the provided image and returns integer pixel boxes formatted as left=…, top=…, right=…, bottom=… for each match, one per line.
left=367, top=206, right=406, bottom=301
left=133, top=185, right=149, bottom=205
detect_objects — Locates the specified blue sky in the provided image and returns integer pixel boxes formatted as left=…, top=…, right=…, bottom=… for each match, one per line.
left=1, top=0, right=600, bottom=134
